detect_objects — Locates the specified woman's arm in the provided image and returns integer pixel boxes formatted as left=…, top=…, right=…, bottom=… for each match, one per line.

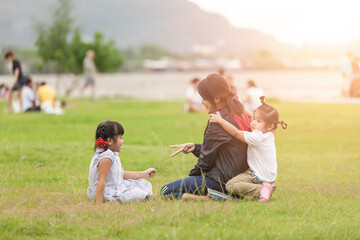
left=210, top=111, right=246, bottom=143
left=96, top=157, right=112, bottom=204
left=169, top=143, right=195, bottom=158
left=123, top=168, right=157, bottom=179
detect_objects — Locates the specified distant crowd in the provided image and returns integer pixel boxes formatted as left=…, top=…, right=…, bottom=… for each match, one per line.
left=1, top=50, right=64, bottom=114
left=341, top=52, right=360, bottom=97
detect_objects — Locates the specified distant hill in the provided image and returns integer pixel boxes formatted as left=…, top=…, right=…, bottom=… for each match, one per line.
left=0, top=0, right=296, bottom=56
left=1, top=0, right=358, bottom=58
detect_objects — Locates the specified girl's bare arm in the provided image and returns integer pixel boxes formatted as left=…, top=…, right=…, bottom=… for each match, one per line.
left=123, top=168, right=157, bottom=179
left=96, top=158, right=112, bottom=204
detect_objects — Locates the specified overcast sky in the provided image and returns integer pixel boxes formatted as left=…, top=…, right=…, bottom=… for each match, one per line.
left=187, top=0, right=360, bottom=46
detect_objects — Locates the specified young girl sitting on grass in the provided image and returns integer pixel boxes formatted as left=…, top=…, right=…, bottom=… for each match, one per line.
left=87, top=120, right=157, bottom=204
left=209, top=97, right=287, bottom=202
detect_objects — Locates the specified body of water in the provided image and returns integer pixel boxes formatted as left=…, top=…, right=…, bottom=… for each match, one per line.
left=1, top=70, right=358, bottom=103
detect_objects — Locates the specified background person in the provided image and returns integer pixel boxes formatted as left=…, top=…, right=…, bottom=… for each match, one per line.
left=243, top=79, right=264, bottom=111
left=37, top=82, right=56, bottom=107
left=21, top=77, right=40, bottom=112
left=81, top=50, right=97, bottom=99
left=161, top=73, right=251, bottom=200
left=184, top=78, right=203, bottom=112
left=4, top=51, right=26, bottom=112
left=36, top=82, right=64, bottom=114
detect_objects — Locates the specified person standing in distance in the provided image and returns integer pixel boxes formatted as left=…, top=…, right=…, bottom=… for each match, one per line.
left=4, top=51, right=26, bottom=112
left=81, top=50, right=98, bottom=100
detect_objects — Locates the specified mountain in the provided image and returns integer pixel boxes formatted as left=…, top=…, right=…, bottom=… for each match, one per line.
left=0, top=0, right=297, bottom=56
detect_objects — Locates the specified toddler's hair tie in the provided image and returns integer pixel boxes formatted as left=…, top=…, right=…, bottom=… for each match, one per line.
left=278, top=121, right=288, bottom=129
left=96, top=137, right=108, bottom=148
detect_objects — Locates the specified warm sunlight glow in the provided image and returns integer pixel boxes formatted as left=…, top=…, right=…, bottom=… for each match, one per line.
left=187, top=0, right=360, bottom=46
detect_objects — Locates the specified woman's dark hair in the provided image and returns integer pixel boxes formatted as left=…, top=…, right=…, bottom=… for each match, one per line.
left=94, top=120, right=125, bottom=151
left=255, top=96, right=287, bottom=130
left=197, top=73, right=244, bottom=116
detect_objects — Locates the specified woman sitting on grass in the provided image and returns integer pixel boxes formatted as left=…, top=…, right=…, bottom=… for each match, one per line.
left=160, top=73, right=251, bottom=200
left=210, top=97, right=287, bottom=202
left=87, top=120, right=157, bottom=204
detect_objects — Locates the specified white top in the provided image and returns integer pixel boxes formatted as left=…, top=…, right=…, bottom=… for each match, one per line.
left=21, top=86, right=35, bottom=112
left=184, top=86, right=202, bottom=111
left=87, top=149, right=153, bottom=202
left=246, top=87, right=264, bottom=111
left=243, top=130, right=277, bottom=182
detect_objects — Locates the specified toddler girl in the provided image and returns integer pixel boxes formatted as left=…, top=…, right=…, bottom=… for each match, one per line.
left=87, top=120, right=157, bottom=204
left=209, top=97, right=287, bottom=202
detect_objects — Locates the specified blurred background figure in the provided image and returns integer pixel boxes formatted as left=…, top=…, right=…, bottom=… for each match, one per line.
left=37, top=82, right=56, bottom=107
left=4, top=51, right=26, bottom=112
left=36, top=81, right=63, bottom=114
left=341, top=52, right=360, bottom=97
left=184, top=77, right=203, bottom=112
left=21, top=77, right=40, bottom=112
left=243, top=79, right=264, bottom=112
left=218, top=68, right=236, bottom=93
left=81, top=50, right=98, bottom=100
left=0, top=83, right=7, bottom=98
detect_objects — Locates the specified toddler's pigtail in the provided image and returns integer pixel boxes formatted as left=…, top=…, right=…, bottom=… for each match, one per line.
left=260, top=96, right=266, bottom=104
left=278, top=121, right=288, bottom=129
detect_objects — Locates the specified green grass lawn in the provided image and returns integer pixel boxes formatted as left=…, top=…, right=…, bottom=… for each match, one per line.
left=0, top=99, right=359, bottom=240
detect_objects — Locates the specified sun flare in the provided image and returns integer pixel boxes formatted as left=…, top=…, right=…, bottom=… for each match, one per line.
left=188, top=0, right=360, bottom=46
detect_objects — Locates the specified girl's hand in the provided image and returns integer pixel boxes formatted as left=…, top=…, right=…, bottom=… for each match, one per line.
left=169, top=143, right=195, bottom=158
left=209, top=111, right=222, bottom=123
left=143, top=168, right=157, bottom=178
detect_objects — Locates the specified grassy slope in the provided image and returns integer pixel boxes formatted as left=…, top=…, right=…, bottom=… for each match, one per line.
left=0, top=99, right=359, bottom=239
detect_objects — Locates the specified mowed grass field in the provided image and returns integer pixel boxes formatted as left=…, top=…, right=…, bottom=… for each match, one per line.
left=0, top=99, right=359, bottom=240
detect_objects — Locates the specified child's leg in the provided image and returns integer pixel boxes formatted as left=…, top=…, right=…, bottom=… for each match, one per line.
left=226, top=171, right=262, bottom=198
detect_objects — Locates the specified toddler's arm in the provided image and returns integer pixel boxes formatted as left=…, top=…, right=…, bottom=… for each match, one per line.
left=124, top=168, right=157, bottom=179
left=209, top=111, right=246, bottom=143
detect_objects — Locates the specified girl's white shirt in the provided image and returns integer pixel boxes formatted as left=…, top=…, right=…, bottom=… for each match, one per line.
left=243, top=130, right=277, bottom=183
left=87, top=149, right=153, bottom=202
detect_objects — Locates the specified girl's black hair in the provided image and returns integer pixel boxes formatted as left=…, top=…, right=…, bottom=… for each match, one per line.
left=94, top=120, right=124, bottom=151
left=197, top=73, right=244, bottom=116
left=255, top=96, right=287, bottom=130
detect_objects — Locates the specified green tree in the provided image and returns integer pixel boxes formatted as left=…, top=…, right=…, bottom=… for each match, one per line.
left=35, top=0, right=123, bottom=95
left=90, top=32, right=123, bottom=73
left=35, top=0, right=73, bottom=74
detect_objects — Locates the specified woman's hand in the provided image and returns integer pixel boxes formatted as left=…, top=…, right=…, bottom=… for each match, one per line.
left=143, top=168, right=157, bottom=178
left=169, top=143, right=195, bottom=158
left=209, top=111, right=223, bottom=123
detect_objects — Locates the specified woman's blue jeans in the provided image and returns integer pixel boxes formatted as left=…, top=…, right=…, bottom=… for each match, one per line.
left=160, top=175, right=227, bottom=199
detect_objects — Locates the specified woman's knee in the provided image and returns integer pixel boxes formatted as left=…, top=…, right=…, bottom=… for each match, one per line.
left=160, top=184, right=171, bottom=198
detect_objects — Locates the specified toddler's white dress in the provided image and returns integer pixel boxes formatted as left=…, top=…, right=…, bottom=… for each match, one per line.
left=87, top=149, right=153, bottom=202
